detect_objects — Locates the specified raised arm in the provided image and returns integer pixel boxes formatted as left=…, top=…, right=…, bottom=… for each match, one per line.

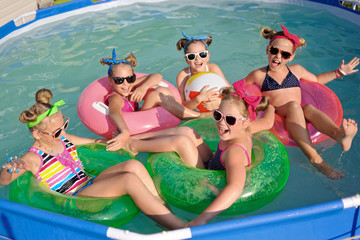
left=295, top=57, right=359, bottom=84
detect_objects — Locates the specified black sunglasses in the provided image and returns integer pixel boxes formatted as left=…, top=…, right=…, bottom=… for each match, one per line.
left=269, top=46, right=292, bottom=60
left=111, top=74, right=136, bottom=85
left=213, top=109, right=246, bottom=126
left=185, top=51, right=208, bottom=61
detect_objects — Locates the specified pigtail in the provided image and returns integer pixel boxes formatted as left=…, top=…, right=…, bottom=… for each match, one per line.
left=261, top=27, right=306, bottom=47
left=255, top=96, right=270, bottom=112
left=176, top=35, right=213, bottom=52
left=100, top=57, right=112, bottom=66
left=124, top=52, right=137, bottom=68
left=176, top=38, right=188, bottom=51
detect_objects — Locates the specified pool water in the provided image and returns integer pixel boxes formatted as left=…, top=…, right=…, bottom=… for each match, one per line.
left=0, top=0, right=359, bottom=234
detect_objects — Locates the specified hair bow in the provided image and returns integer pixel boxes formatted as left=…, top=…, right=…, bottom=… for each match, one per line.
left=27, top=99, right=66, bottom=128
left=269, top=25, right=300, bottom=51
left=232, top=79, right=262, bottom=121
left=182, top=31, right=211, bottom=53
left=102, top=48, right=132, bottom=76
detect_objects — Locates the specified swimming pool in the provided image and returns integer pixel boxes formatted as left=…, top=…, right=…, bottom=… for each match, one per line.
left=0, top=0, right=359, bottom=238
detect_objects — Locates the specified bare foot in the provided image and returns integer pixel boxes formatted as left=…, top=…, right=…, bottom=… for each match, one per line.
left=339, top=118, right=358, bottom=152
left=312, top=161, right=344, bottom=180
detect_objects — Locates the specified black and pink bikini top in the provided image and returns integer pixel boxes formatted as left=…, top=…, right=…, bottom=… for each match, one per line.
left=207, top=140, right=252, bottom=170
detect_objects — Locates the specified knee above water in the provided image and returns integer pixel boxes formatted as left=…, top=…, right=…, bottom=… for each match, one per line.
left=121, top=159, right=145, bottom=172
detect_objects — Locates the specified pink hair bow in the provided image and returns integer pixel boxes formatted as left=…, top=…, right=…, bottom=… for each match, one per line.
left=270, top=25, right=300, bottom=50
left=232, top=79, right=262, bottom=121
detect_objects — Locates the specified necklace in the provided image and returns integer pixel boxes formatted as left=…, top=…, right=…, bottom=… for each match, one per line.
left=33, top=140, right=83, bottom=177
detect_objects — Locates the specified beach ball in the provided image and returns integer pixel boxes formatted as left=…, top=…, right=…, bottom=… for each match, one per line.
left=184, top=72, right=228, bottom=112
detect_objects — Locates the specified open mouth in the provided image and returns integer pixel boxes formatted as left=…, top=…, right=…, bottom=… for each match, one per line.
left=270, top=59, right=281, bottom=68
left=218, top=127, right=230, bottom=135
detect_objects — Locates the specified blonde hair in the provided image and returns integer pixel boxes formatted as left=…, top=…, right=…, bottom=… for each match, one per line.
left=261, top=27, right=306, bottom=51
left=220, top=87, right=270, bottom=119
left=100, top=52, right=137, bottom=75
left=19, top=89, right=54, bottom=130
left=176, top=35, right=213, bottom=53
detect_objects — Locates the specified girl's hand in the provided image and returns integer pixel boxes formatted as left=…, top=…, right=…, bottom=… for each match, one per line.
left=130, top=85, right=148, bottom=102
left=339, top=57, right=359, bottom=75
left=197, top=86, right=219, bottom=102
left=202, top=96, right=221, bottom=111
left=2, top=157, right=31, bottom=174
left=106, top=133, right=130, bottom=151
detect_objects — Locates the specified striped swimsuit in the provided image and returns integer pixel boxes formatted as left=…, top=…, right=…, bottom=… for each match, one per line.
left=29, top=136, right=93, bottom=196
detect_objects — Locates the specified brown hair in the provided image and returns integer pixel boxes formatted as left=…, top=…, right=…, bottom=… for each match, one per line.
left=19, top=88, right=54, bottom=130
left=261, top=27, right=306, bottom=51
left=100, top=52, right=137, bottom=76
left=220, top=87, right=270, bottom=119
left=176, top=35, right=213, bottom=53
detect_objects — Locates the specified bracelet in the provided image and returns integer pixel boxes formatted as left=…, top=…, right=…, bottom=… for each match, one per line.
left=335, top=68, right=343, bottom=78
left=338, top=67, right=347, bottom=76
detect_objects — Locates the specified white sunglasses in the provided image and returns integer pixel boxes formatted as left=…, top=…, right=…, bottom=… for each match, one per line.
left=185, top=51, right=208, bottom=61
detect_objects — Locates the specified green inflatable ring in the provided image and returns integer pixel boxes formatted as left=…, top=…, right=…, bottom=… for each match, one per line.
left=10, top=143, right=139, bottom=227
left=146, top=117, right=290, bottom=215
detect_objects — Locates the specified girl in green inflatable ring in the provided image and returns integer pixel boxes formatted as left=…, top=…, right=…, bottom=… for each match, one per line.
left=0, top=88, right=186, bottom=230
left=126, top=80, right=274, bottom=226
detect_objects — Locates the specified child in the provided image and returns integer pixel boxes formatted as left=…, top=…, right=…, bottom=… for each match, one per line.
left=0, top=89, right=185, bottom=230
left=124, top=79, right=274, bottom=168
left=244, top=25, right=359, bottom=179
left=121, top=85, right=270, bottom=226
left=176, top=31, right=231, bottom=111
left=101, top=49, right=208, bottom=151
left=185, top=85, right=270, bottom=226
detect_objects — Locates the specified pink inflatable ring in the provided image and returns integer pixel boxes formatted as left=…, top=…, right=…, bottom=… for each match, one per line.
left=246, top=79, right=343, bottom=147
left=77, top=73, right=181, bottom=138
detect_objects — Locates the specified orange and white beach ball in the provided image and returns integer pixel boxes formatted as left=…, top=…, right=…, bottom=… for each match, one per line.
left=184, top=72, right=228, bottom=112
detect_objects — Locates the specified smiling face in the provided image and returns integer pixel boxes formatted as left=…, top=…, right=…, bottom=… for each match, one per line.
left=266, top=38, right=295, bottom=71
left=33, top=111, right=67, bottom=143
left=215, top=99, right=249, bottom=141
left=109, top=63, right=135, bottom=97
left=185, top=41, right=210, bottom=72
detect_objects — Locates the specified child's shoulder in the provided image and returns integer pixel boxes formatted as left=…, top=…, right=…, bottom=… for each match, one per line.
left=246, top=66, right=267, bottom=83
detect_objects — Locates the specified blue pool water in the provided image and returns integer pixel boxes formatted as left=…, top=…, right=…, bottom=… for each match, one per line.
left=0, top=0, right=359, bottom=234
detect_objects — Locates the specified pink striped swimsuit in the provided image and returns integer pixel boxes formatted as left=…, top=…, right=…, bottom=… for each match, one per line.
left=28, top=136, right=93, bottom=196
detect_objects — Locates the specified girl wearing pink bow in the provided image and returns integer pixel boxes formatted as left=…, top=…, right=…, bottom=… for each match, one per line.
left=244, top=25, right=359, bottom=179
left=121, top=82, right=272, bottom=226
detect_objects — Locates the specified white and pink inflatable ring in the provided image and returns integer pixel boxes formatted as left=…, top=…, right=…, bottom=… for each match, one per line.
left=246, top=79, right=343, bottom=147
left=77, top=73, right=181, bottom=139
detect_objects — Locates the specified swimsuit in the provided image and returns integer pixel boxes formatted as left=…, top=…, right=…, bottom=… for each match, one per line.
left=261, top=65, right=300, bottom=92
left=29, top=136, right=93, bottom=196
left=105, top=92, right=138, bottom=112
left=105, top=92, right=139, bottom=137
left=207, top=140, right=252, bottom=170
left=188, top=64, right=209, bottom=77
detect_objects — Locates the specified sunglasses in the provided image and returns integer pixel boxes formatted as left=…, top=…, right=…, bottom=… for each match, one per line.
left=213, top=109, right=246, bottom=126
left=269, top=46, right=292, bottom=60
left=34, top=116, right=69, bottom=139
left=185, top=50, right=208, bottom=61
left=111, top=74, right=136, bottom=85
